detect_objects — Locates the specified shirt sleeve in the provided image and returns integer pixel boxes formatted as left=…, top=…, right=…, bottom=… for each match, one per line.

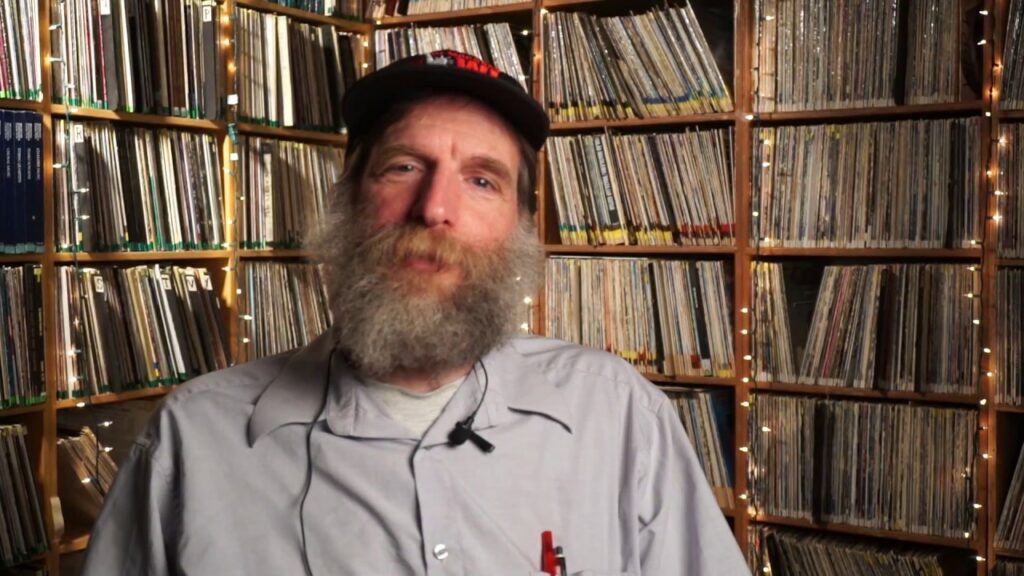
left=637, top=396, right=750, bottom=576
left=80, top=432, right=178, bottom=576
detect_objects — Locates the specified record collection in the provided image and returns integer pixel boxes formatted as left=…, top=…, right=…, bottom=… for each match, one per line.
left=366, top=0, right=523, bottom=18
left=239, top=136, right=344, bottom=249
left=998, top=561, right=1024, bottom=576
left=56, top=427, right=116, bottom=528
left=0, top=110, right=43, bottom=254
left=753, top=118, right=981, bottom=248
left=753, top=0, right=969, bottom=111
left=0, top=0, right=41, bottom=101
left=542, top=4, right=732, bottom=123
left=749, top=393, right=977, bottom=539
left=545, top=257, right=733, bottom=378
left=997, top=441, right=1024, bottom=552
left=0, top=266, right=44, bottom=408
left=998, top=269, right=1024, bottom=405
left=0, top=425, right=47, bottom=566
left=666, top=387, right=734, bottom=508
left=1001, top=0, right=1024, bottom=111
left=373, top=23, right=527, bottom=88
left=547, top=128, right=734, bottom=246
left=751, top=525, right=972, bottom=576
left=238, top=261, right=331, bottom=359
left=999, top=124, right=1024, bottom=258
left=50, top=0, right=224, bottom=119
left=264, top=0, right=360, bottom=19
left=235, top=8, right=363, bottom=131
left=53, top=119, right=224, bottom=253
left=752, top=263, right=979, bottom=394
left=55, top=264, right=229, bottom=398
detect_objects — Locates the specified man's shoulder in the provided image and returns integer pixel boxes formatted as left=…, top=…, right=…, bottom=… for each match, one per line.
left=161, top=347, right=301, bottom=413
left=507, top=335, right=670, bottom=413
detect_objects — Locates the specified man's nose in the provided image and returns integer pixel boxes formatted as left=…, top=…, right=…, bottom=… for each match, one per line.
left=411, top=164, right=459, bottom=227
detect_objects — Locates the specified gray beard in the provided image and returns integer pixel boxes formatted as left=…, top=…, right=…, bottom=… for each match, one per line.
left=309, top=202, right=542, bottom=379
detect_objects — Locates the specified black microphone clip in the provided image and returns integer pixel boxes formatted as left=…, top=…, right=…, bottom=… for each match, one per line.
left=448, top=419, right=495, bottom=453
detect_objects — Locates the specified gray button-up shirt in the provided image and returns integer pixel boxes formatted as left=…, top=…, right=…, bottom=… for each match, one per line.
left=81, top=334, right=748, bottom=575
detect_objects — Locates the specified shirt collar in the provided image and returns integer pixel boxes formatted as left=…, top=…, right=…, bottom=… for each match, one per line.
left=247, top=335, right=574, bottom=447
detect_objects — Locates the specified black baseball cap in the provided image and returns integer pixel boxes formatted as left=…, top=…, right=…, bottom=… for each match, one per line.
left=342, top=50, right=550, bottom=151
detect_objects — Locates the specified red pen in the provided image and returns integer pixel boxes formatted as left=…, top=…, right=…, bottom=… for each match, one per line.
left=541, top=531, right=557, bottom=576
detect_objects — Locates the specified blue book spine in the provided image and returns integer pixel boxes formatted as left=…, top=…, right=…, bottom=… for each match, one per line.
left=14, top=111, right=27, bottom=253
left=1, top=111, right=12, bottom=252
left=30, top=114, right=44, bottom=252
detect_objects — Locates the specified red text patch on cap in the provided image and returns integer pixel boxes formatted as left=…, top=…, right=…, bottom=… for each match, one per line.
left=414, top=49, right=502, bottom=79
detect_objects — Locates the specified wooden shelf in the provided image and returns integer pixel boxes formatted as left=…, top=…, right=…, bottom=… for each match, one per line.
left=646, top=374, right=736, bottom=388
left=721, top=507, right=735, bottom=518
left=545, top=244, right=735, bottom=256
left=1000, top=110, right=1024, bottom=121
left=753, top=515, right=979, bottom=551
left=550, top=112, right=735, bottom=132
left=541, top=0, right=605, bottom=9
left=0, top=98, right=44, bottom=112
left=51, top=104, right=223, bottom=131
left=56, top=386, right=176, bottom=410
left=756, top=101, right=984, bottom=123
left=0, top=253, right=44, bottom=264
left=1000, top=258, right=1024, bottom=267
left=235, top=0, right=371, bottom=32
left=751, top=247, right=983, bottom=259
left=376, top=2, right=533, bottom=25
left=52, top=250, right=230, bottom=263
left=753, top=382, right=981, bottom=407
left=238, top=249, right=310, bottom=259
left=996, top=404, right=1024, bottom=414
left=0, top=403, right=47, bottom=419
left=235, top=122, right=347, bottom=146
left=996, top=547, right=1024, bottom=560
left=58, top=529, right=91, bottom=555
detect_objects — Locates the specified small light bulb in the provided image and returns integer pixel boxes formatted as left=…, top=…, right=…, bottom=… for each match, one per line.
left=761, top=426, right=771, bottom=432
left=76, top=402, right=86, bottom=408
left=740, top=401, right=751, bottom=408
left=744, top=114, right=755, bottom=121
left=523, top=297, right=533, bottom=305
left=978, top=39, right=987, bottom=45
left=973, top=502, right=983, bottom=509
left=739, top=446, right=749, bottom=453
left=983, top=347, right=992, bottom=354
left=741, top=307, right=750, bottom=314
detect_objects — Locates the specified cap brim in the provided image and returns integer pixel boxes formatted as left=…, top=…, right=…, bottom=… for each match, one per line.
left=343, top=65, right=549, bottom=151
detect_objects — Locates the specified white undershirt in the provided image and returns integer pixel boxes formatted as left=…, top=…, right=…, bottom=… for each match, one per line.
left=362, top=376, right=466, bottom=438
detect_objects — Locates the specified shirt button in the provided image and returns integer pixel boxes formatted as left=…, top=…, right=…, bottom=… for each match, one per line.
left=433, top=544, right=449, bottom=561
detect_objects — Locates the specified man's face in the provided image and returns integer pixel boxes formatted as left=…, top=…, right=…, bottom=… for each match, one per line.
left=357, top=96, right=523, bottom=296
left=313, top=94, right=542, bottom=379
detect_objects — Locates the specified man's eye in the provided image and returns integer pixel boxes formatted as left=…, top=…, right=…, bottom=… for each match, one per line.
left=471, top=177, right=494, bottom=189
left=387, top=164, right=417, bottom=174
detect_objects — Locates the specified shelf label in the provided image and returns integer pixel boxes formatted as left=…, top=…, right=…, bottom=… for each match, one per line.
left=161, top=275, right=172, bottom=291
left=72, top=124, right=85, bottom=144
left=100, top=0, right=111, bottom=15
left=202, top=5, right=213, bottom=22
left=185, top=275, right=198, bottom=292
left=201, top=275, right=213, bottom=291
left=93, top=276, right=105, bottom=293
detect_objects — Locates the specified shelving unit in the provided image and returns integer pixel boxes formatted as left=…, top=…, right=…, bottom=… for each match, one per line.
left=4, top=0, right=1024, bottom=574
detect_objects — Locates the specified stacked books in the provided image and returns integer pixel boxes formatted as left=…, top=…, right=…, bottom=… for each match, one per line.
left=752, top=263, right=979, bottom=394
left=753, top=119, right=981, bottom=249
left=754, top=0, right=968, bottom=111
left=0, top=0, right=41, bottom=101
left=998, top=269, right=1024, bottom=405
left=0, top=110, right=43, bottom=253
left=53, top=120, right=224, bottom=253
left=543, top=4, right=732, bottom=122
left=239, top=136, right=345, bottom=249
left=666, top=388, right=734, bottom=508
left=51, top=0, right=224, bottom=118
left=56, top=265, right=229, bottom=398
left=999, top=124, right=1024, bottom=258
left=235, top=8, right=363, bottom=131
left=238, top=261, right=332, bottom=359
left=1001, top=0, right=1024, bottom=111
left=997, top=442, right=1024, bottom=552
left=750, top=393, right=977, bottom=539
left=373, top=23, right=527, bottom=88
left=0, top=425, right=47, bottom=565
left=545, top=257, right=733, bottom=378
left=0, top=265, right=44, bottom=408
left=366, top=0, right=523, bottom=18
left=57, top=427, right=117, bottom=528
left=752, top=525, right=974, bottom=575
left=547, top=128, right=734, bottom=246
left=998, top=561, right=1024, bottom=576
left=263, top=0, right=360, bottom=19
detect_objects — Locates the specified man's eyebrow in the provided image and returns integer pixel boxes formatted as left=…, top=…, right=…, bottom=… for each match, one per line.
left=370, top=144, right=425, bottom=165
left=466, top=155, right=514, bottom=183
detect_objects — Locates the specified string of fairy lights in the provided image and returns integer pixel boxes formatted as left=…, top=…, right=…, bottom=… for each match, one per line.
left=736, top=3, right=1005, bottom=572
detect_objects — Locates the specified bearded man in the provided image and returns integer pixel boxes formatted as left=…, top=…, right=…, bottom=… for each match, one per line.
left=82, top=51, right=748, bottom=576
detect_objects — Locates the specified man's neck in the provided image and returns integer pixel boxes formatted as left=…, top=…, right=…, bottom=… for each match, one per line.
left=376, top=363, right=474, bottom=393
